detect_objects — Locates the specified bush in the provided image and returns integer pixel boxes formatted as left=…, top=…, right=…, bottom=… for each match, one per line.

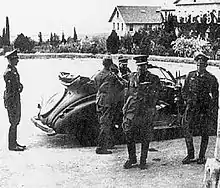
left=171, top=36, right=212, bottom=58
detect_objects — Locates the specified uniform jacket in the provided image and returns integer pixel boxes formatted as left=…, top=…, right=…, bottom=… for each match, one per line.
left=182, top=70, right=219, bottom=109
left=123, top=71, right=161, bottom=119
left=93, top=68, right=124, bottom=107
left=3, top=64, right=23, bottom=108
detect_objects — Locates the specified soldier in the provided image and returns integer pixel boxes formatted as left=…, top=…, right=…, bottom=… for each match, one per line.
left=122, top=55, right=161, bottom=169
left=182, top=51, right=219, bottom=165
left=3, top=49, right=26, bottom=151
left=93, top=57, right=124, bottom=154
left=118, top=57, right=131, bottom=81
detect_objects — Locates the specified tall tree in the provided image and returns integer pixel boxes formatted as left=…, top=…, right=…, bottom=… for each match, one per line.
left=61, top=32, right=66, bottom=44
left=2, top=28, right=6, bottom=46
left=50, top=32, right=53, bottom=43
left=38, top=32, right=43, bottom=45
left=5, top=16, right=10, bottom=45
left=73, top=27, right=77, bottom=42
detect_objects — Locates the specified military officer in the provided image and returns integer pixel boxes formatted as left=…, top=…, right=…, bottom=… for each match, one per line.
left=93, top=57, right=124, bottom=154
left=3, top=49, right=26, bottom=151
left=182, top=51, right=219, bottom=164
left=118, top=57, right=131, bottom=80
left=122, top=55, right=161, bottom=169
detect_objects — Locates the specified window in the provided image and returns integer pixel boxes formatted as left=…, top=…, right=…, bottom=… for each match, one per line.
left=129, top=24, right=133, bottom=31
left=121, top=23, right=123, bottom=31
left=113, top=23, right=115, bottom=30
left=117, top=23, right=119, bottom=30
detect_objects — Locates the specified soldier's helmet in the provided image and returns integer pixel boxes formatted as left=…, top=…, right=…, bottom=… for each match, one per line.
left=118, top=57, right=128, bottom=65
left=102, top=57, right=113, bottom=67
left=133, top=55, right=149, bottom=66
left=194, top=51, right=209, bottom=62
left=5, top=49, right=19, bottom=60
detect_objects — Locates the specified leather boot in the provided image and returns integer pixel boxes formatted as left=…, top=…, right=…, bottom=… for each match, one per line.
left=182, top=137, right=195, bottom=164
left=123, top=142, right=137, bottom=169
left=139, top=141, right=150, bottom=169
left=197, top=135, right=209, bottom=164
left=8, top=126, right=24, bottom=151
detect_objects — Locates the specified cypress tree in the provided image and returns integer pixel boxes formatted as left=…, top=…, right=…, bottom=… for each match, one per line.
left=2, top=28, right=6, bottom=46
left=38, top=32, right=43, bottom=45
left=73, top=27, right=77, bottom=42
left=5, top=16, right=10, bottom=45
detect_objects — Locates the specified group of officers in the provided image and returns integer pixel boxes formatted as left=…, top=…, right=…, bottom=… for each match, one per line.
left=3, top=49, right=219, bottom=170
left=92, top=51, right=219, bottom=169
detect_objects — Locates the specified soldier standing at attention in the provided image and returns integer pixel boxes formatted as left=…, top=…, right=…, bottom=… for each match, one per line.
left=182, top=51, right=219, bottom=165
left=118, top=57, right=131, bottom=80
left=122, top=55, right=161, bottom=169
left=3, top=49, right=26, bottom=151
left=93, top=57, right=124, bottom=154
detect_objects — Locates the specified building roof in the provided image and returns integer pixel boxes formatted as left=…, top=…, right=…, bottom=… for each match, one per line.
left=174, top=0, right=220, bottom=5
left=109, top=6, right=162, bottom=24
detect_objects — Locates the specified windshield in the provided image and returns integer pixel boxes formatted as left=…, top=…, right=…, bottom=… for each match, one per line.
left=148, top=67, right=174, bottom=83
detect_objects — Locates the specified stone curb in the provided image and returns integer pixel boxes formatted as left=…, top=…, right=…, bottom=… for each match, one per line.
left=18, top=53, right=220, bottom=67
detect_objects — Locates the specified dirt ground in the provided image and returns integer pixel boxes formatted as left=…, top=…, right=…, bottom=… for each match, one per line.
left=0, top=131, right=216, bottom=188
left=0, top=57, right=219, bottom=188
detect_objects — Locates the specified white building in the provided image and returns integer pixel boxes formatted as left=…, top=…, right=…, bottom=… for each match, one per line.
left=174, top=0, right=220, bottom=23
left=108, top=6, right=163, bottom=38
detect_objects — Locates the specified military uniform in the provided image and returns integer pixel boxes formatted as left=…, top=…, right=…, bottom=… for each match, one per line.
left=93, top=58, right=124, bottom=154
left=3, top=49, right=26, bottom=151
left=182, top=51, right=219, bottom=164
left=118, top=58, right=131, bottom=81
left=122, top=55, right=161, bottom=169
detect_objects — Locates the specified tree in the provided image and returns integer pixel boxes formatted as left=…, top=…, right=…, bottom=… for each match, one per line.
left=2, top=28, right=6, bottom=46
left=38, top=32, right=43, bottom=45
left=50, top=32, right=53, bottom=43
left=14, top=33, right=35, bottom=52
left=61, top=32, right=66, bottom=44
left=5, top=16, right=10, bottom=45
left=106, top=30, right=120, bottom=54
left=73, top=27, right=77, bottom=42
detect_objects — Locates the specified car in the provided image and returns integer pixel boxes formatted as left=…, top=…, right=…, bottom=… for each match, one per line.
left=31, top=63, right=186, bottom=147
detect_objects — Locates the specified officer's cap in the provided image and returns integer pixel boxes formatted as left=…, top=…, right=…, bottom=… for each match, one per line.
left=194, top=51, right=209, bottom=61
left=133, top=55, right=149, bottom=66
left=118, top=55, right=123, bottom=60
left=102, top=57, right=113, bottom=67
left=5, top=49, right=18, bottom=60
left=119, top=58, right=128, bottom=65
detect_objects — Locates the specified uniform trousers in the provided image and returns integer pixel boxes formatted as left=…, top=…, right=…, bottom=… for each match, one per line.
left=182, top=102, right=210, bottom=158
left=5, top=96, right=21, bottom=148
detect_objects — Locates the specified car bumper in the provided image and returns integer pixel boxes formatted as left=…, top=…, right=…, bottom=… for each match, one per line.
left=31, top=116, right=56, bottom=135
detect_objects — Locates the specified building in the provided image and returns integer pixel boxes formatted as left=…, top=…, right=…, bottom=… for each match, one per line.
left=174, top=0, right=220, bottom=23
left=108, top=6, right=163, bottom=38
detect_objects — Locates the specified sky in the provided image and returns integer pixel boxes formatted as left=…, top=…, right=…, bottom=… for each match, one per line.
left=0, top=0, right=174, bottom=41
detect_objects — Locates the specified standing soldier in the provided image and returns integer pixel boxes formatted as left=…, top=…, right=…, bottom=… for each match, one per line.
left=122, top=55, right=161, bottom=169
left=119, top=57, right=131, bottom=81
left=93, top=57, right=124, bottom=154
left=3, top=49, right=26, bottom=151
left=182, top=51, right=219, bottom=165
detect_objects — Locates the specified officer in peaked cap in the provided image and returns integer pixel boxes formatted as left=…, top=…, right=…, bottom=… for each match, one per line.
left=118, top=57, right=131, bottom=80
left=122, top=55, right=161, bottom=169
left=182, top=51, right=218, bottom=165
left=133, top=55, right=149, bottom=65
left=5, top=49, right=19, bottom=60
left=3, top=49, right=26, bottom=151
left=194, top=51, right=209, bottom=62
